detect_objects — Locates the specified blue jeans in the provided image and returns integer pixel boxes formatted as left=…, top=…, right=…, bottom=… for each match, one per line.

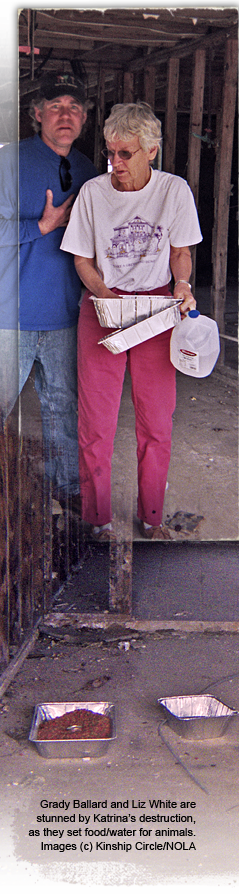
left=2, top=327, right=79, bottom=494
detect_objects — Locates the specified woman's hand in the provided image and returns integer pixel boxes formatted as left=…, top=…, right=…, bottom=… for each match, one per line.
left=170, top=245, right=196, bottom=318
left=74, top=255, right=117, bottom=300
left=173, top=281, right=196, bottom=318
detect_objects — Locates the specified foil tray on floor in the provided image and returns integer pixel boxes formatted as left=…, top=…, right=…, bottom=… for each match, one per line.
left=157, top=694, right=238, bottom=740
left=29, top=701, right=116, bottom=758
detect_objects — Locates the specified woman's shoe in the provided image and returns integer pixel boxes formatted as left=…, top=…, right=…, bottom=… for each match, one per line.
left=139, top=521, right=172, bottom=541
left=90, top=523, right=115, bottom=542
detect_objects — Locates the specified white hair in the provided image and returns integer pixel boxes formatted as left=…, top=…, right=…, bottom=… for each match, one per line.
left=103, top=101, right=162, bottom=152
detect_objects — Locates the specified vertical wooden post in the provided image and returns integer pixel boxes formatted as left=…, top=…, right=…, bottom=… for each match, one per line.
left=115, top=71, right=123, bottom=104
left=163, top=57, right=180, bottom=174
left=123, top=72, right=134, bottom=102
left=187, top=48, right=206, bottom=291
left=109, top=534, right=132, bottom=616
left=211, top=38, right=238, bottom=357
left=144, top=66, right=156, bottom=109
left=94, top=66, right=105, bottom=172
left=109, top=393, right=134, bottom=617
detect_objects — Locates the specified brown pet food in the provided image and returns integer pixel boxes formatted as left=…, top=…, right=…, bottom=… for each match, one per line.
left=37, top=708, right=111, bottom=740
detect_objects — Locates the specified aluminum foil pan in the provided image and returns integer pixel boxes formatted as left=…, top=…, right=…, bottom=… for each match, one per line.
left=99, top=303, right=181, bottom=354
left=157, top=694, right=238, bottom=740
left=91, top=294, right=180, bottom=329
left=29, top=702, right=116, bottom=758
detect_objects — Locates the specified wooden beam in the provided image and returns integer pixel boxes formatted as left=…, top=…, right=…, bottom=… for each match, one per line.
left=94, top=66, right=105, bottom=172
left=109, top=536, right=132, bottom=615
left=163, top=57, right=180, bottom=174
left=108, top=382, right=135, bottom=615
left=187, top=49, right=206, bottom=205
left=187, top=47, right=206, bottom=291
left=144, top=66, right=156, bottom=109
left=41, top=612, right=239, bottom=637
left=115, top=71, right=123, bottom=104
left=123, top=71, right=134, bottom=103
left=211, top=38, right=238, bottom=349
left=129, top=25, right=237, bottom=71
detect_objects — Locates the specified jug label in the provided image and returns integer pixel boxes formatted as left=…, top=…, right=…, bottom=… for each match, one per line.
left=179, top=348, right=199, bottom=372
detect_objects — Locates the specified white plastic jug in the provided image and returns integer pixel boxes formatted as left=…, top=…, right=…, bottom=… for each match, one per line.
left=170, top=310, right=220, bottom=378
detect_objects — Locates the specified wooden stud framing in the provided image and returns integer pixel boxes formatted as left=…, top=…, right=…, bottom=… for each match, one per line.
left=129, top=23, right=237, bottom=71
left=94, top=65, right=105, bottom=172
left=123, top=71, right=134, bottom=103
left=115, top=71, right=123, bottom=105
left=187, top=48, right=206, bottom=204
left=163, top=57, right=180, bottom=174
left=108, top=406, right=134, bottom=615
left=0, top=422, right=53, bottom=664
left=187, top=48, right=206, bottom=291
left=211, top=38, right=238, bottom=345
left=144, top=66, right=156, bottom=109
left=109, top=536, right=132, bottom=615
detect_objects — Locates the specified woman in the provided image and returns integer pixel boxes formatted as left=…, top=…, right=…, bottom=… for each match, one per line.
left=61, top=102, right=202, bottom=540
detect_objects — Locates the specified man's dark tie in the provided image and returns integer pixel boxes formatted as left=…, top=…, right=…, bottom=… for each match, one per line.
left=59, top=156, right=72, bottom=192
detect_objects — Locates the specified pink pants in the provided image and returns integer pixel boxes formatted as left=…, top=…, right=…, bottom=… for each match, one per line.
left=77, top=287, right=176, bottom=526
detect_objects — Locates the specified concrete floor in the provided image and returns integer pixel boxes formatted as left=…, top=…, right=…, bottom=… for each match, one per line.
left=1, top=630, right=239, bottom=891
left=2, top=299, right=238, bottom=891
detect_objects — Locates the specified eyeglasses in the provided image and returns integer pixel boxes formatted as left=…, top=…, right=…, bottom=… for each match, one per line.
left=59, top=156, right=72, bottom=192
left=101, top=147, right=141, bottom=162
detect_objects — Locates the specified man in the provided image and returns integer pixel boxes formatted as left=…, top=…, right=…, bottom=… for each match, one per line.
left=3, top=72, right=97, bottom=506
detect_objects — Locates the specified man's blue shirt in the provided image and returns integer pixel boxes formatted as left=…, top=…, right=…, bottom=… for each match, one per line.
left=0, top=135, right=97, bottom=329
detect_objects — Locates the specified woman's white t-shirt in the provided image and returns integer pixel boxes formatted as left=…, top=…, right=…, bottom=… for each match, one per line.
left=61, top=169, right=202, bottom=292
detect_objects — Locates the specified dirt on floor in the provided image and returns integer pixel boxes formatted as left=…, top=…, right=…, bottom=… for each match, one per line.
left=1, top=629, right=239, bottom=890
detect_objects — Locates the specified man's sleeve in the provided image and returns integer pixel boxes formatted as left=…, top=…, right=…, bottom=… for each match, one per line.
left=0, top=143, right=44, bottom=246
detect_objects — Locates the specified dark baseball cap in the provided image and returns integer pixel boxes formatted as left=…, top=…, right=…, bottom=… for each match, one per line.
left=36, top=72, right=86, bottom=104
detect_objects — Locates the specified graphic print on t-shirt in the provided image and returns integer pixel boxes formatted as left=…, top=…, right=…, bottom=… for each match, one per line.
left=107, top=215, right=163, bottom=262
left=60, top=168, right=203, bottom=291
